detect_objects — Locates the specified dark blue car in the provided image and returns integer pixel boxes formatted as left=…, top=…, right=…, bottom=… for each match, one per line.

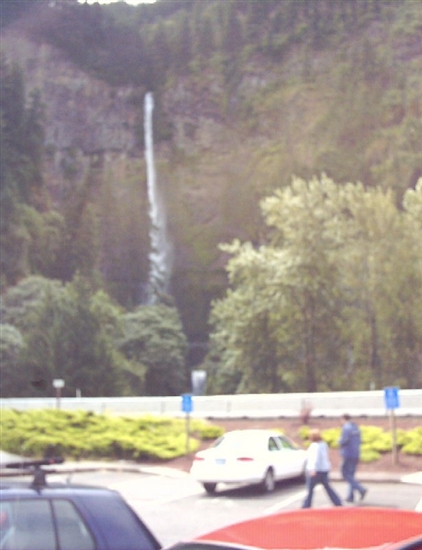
left=0, top=459, right=161, bottom=550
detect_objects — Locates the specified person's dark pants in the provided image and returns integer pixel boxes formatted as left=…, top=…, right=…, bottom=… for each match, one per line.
left=302, top=471, right=342, bottom=508
left=341, top=457, right=366, bottom=501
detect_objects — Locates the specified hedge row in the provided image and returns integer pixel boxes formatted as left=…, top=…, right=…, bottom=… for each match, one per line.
left=2, top=410, right=420, bottom=464
left=0, top=409, right=224, bottom=461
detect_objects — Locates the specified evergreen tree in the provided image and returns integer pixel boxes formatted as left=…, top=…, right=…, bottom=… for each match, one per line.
left=12, top=276, right=126, bottom=397
left=117, top=305, right=188, bottom=396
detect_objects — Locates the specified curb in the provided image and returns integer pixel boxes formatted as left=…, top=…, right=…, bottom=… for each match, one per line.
left=2, top=461, right=421, bottom=485
left=0, top=462, right=191, bottom=480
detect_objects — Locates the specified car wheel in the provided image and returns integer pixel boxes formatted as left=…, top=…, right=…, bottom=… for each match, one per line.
left=203, top=483, right=217, bottom=494
left=261, top=468, right=275, bottom=493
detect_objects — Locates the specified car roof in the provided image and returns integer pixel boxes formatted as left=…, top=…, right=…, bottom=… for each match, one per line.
left=194, top=508, right=422, bottom=549
left=221, top=429, right=285, bottom=438
left=0, top=481, right=122, bottom=497
left=0, top=458, right=128, bottom=499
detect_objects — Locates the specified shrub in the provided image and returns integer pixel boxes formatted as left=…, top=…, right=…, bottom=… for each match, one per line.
left=401, top=427, right=422, bottom=456
left=321, top=428, right=340, bottom=448
left=401, top=440, right=422, bottom=455
left=296, top=423, right=420, bottom=461
left=360, top=445, right=381, bottom=463
left=194, top=423, right=225, bottom=440
left=368, top=432, right=392, bottom=453
left=360, top=426, right=385, bottom=444
left=0, top=409, right=216, bottom=461
left=298, top=426, right=310, bottom=440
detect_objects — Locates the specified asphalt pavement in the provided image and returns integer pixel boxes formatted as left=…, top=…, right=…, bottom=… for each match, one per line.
left=1, top=450, right=421, bottom=486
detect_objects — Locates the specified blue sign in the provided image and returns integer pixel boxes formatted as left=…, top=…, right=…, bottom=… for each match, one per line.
left=181, top=393, right=193, bottom=413
left=384, top=387, right=400, bottom=410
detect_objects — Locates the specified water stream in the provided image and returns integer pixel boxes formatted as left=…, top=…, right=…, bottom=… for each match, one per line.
left=144, top=92, right=172, bottom=303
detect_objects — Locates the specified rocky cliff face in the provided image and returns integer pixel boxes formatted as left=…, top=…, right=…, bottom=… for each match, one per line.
left=3, top=30, right=139, bottom=192
left=2, top=30, right=235, bottom=351
left=3, top=11, right=422, bottom=357
left=3, top=29, right=151, bottom=308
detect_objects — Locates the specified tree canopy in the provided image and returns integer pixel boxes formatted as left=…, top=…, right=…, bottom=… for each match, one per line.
left=207, top=176, right=422, bottom=393
left=117, top=304, right=188, bottom=396
left=0, top=275, right=188, bottom=397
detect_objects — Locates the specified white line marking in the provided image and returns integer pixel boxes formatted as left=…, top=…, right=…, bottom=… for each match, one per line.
left=401, top=472, right=422, bottom=485
left=415, top=496, right=422, bottom=512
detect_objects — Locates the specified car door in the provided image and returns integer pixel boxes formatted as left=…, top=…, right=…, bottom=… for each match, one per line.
left=276, top=435, right=304, bottom=477
left=267, top=436, right=301, bottom=479
left=267, top=436, right=289, bottom=479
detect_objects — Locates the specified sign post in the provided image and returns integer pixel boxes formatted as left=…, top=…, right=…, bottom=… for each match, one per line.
left=384, top=387, right=400, bottom=465
left=52, top=379, right=65, bottom=410
left=181, top=394, right=193, bottom=454
left=191, top=370, right=207, bottom=396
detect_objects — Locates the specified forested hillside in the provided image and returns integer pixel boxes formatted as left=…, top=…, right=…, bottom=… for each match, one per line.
left=1, top=0, right=421, bottom=397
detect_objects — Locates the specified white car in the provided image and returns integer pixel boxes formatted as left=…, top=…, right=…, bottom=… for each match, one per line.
left=190, top=429, right=307, bottom=494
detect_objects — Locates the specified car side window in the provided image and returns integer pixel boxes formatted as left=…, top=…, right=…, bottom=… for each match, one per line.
left=268, top=437, right=280, bottom=451
left=278, top=436, right=295, bottom=450
left=0, top=499, right=56, bottom=550
left=53, top=499, right=96, bottom=550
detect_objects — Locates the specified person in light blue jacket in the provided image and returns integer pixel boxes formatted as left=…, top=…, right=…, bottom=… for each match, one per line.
left=302, top=429, right=342, bottom=508
left=339, top=413, right=367, bottom=503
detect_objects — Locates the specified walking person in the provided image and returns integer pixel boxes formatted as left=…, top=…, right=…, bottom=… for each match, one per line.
left=302, top=429, right=342, bottom=508
left=339, top=413, right=367, bottom=503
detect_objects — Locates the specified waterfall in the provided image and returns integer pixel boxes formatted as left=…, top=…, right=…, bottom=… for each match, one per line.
left=144, top=92, right=172, bottom=303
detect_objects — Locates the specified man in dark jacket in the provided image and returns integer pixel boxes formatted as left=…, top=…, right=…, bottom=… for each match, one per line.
left=338, top=413, right=367, bottom=503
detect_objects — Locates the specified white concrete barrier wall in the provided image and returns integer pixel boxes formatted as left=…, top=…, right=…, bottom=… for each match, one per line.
left=1, top=390, right=421, bottom=418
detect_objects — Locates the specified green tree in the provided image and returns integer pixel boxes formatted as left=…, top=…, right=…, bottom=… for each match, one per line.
left=172, top=11, right=193, bottom=73
left=0, top=276, right=65, bottom=395
left=17, top=206, right=65, bottom=279
left=0, top=58, right=49, bottom=287
left=336, top=182, right=422, bottom=388
left=384, top=180, right=422, bottom=387
left=0, top=324, right=24, bottom=396
left=208, top=175, right=422, bottom=393
left=53, top=181, right=100, bottom=282
left=209, top=247, right=289, bottom=393
left=1, top=275, right=126, bottom=397
left=196, top=15, right=215, bottom=61
left=117, top=305, right=188, bottom=396
left=210, top=176, right=346, bottom=393
left=0, top=276, right=63, bottom=332
left=222, top=3, right=243, bottom=57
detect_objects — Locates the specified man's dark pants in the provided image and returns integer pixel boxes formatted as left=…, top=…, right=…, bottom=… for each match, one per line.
left=341, top=457, right=366, bottom=501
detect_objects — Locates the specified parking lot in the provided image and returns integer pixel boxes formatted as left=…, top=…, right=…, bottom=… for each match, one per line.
left=65, top=469, right=422, bottom=547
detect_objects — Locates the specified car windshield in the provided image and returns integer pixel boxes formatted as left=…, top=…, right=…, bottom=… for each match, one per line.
left=210, top=433, right=263, bottom=450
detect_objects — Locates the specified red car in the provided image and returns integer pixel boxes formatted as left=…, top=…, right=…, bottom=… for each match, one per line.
left=168, top=508, right=422, bottom=550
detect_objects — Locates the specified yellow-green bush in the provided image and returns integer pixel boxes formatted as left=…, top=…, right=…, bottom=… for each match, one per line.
left=298, top=426, right=310, bottom=440
left=360, top=445, right=381, bottom=463
left=401, top=427, right=422, bottom=455
left=0, top=409, right=216, bottom=461
left=321, top=428, right=340, bottom=448
left=297, top=423, right=421, bottom=461
left=192, top=423, right=225, bottom=440
left=360, top=426, right=385, bottom=444
left=367, top=432, right=392, bottom=453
